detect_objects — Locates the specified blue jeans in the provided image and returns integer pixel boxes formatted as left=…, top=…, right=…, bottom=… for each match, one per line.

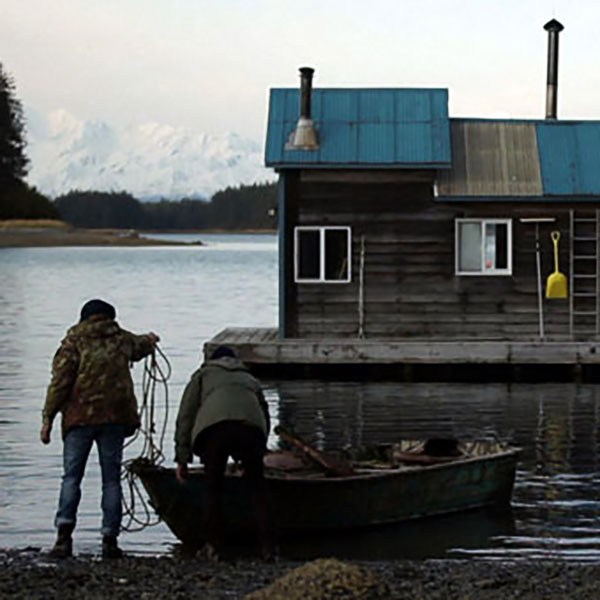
left=55, top=424, right=126, bottom=537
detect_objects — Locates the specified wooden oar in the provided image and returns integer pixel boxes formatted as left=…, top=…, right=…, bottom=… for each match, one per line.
left=274, top=425, right=354, bottom=477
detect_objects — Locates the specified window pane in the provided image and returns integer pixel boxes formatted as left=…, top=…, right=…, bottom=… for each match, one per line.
left=324, top=229, right=349, bottom=280
left=297, top=230, right=320, bottom=279
left=495, top=223, right=507, bottom=269
left=484, top=223, right=496, bottom=269
left=483, top=223, right=508, bottom=270
left=458, top=222, right=481, bottom=272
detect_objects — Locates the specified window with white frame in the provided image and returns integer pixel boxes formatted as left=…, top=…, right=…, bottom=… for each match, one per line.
left=455, top=219, right=512, bottom=275
left=294, top=226, right=351, bottom=283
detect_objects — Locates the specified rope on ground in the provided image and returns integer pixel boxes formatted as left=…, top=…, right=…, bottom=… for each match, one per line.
left=121, top=344, right=172, bottom=532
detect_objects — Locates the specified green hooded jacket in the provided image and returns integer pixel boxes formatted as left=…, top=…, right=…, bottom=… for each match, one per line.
left=42, top=314, right=154, bottom=438
left=174, top=356, right=270, bottom=464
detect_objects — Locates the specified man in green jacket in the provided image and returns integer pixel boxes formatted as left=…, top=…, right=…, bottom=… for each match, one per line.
left=41, top=299, right=158, bottom=559
left=174, top=345, right=275, bottom=561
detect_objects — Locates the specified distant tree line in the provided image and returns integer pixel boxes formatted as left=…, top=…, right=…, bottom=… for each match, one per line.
left=54, top=182, right=278, bottom=230
left=0, top=61, right=58, bottom=219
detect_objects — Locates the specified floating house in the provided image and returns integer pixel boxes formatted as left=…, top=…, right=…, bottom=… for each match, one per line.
left=207, top=20, right=600, bottom=381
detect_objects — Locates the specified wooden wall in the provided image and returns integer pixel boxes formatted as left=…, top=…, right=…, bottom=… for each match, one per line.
left=282, top=170, right=584, bottom=340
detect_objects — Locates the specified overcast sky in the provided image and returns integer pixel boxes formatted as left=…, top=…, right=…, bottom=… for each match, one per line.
left=2, top=0, right=599, bottom=143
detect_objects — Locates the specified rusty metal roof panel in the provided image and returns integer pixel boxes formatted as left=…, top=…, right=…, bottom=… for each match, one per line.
left=436, top=120, right=544, bottom=197
left=437, top=119, right=600, bottom=200
left=537, top=122, right=600, bottom=195
left=265, top=88, right=451, bottom=168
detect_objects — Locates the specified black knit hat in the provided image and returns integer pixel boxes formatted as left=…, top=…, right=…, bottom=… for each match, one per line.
left=80, top=299, right=116, bottom=322
left=210, top=345, right=236, bottom=360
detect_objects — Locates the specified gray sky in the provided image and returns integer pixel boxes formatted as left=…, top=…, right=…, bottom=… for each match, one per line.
left=2, top=0, right=599, bottom=143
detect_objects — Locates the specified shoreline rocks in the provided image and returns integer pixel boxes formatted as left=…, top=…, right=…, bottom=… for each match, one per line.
left=2, top=547, right=599, bottom=599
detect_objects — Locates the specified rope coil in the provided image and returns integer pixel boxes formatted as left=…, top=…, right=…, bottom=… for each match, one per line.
left=121, top=344, right=171, bottom=532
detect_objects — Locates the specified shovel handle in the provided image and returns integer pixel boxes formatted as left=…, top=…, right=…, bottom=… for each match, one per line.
left=551, top=231, right=561, bottom=271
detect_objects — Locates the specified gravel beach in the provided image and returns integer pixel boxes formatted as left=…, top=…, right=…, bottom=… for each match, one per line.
left=2, top=547, right=599, bottom=599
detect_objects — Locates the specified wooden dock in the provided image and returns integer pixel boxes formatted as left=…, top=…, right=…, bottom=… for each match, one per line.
left=205, top=328, right=600, bottom=382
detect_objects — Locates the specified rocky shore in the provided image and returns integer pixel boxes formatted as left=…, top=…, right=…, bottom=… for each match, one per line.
left=2, top=547, right=599, bottom=599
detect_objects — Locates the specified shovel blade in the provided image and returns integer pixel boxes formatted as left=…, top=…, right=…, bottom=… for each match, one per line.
left=546, top=272, right=568, bottom=298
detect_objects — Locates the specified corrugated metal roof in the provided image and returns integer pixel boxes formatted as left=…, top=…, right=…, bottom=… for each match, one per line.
left=265, top=83, right=600, bottom=199
left=436, top=119, right=600, bottom=200
left=265, top=88, right=451, bottom=168
left=436, top=121, right=543, bottom=196
left=537, top=122, right=600, bottom=195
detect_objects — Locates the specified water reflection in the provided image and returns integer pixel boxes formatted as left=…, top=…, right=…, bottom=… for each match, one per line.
left=283, top=507, right=516, bottom=561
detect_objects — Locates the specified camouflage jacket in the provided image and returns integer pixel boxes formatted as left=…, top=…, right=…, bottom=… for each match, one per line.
left=42, top=315, right=154, bottom=438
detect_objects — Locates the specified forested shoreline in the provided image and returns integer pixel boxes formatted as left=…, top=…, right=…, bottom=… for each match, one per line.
left=52, top=182, right=278, bottom=231
left=3, top=182, right=279, bottom=231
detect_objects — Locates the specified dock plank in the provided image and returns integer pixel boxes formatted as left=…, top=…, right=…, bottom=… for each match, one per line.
left=204, top=328, right=600, bottom=373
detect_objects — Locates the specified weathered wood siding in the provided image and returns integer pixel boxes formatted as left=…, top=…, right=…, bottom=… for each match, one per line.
left=283, top=170, right=582, bottom=340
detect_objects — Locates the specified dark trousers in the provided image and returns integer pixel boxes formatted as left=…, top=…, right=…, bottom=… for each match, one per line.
left=197, top=421, right=274, bottom=553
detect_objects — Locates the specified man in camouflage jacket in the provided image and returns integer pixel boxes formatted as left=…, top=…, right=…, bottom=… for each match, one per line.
left=41, top=299, right=158, bottom=559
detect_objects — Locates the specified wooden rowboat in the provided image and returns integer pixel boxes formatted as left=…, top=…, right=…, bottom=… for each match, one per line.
left=127, top=439, right=520, bottom=548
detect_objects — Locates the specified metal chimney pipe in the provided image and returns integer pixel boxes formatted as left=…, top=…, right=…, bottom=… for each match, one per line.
left=285, top=66, right=319, bottom=150
left=299, top=67, right=314, bottom=119
left=544, top=19, right=564, bottom=119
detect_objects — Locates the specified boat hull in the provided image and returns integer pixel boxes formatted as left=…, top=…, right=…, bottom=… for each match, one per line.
left=129, top=449, right=519, bottom=547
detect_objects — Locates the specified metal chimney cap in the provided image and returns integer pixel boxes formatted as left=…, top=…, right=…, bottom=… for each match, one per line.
left=544, top=19, right=564, bottom=33
left=285, top=117, right=319, bottom=151
left=299, top=66, right=315, bottom=76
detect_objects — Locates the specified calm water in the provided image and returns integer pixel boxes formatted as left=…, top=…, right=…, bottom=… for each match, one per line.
left=1, top=233, right=600, bottom=560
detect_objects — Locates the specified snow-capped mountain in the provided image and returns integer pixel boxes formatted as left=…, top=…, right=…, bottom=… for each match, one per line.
left=24, top=108, right=275, bottom=200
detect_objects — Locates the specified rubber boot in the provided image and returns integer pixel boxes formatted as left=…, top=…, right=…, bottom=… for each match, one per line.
left=102, top=535, right=123, bottom=559
left=49, top=524, right=74, bottom=559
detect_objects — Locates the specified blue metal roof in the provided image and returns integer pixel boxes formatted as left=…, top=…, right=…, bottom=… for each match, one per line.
left=537, top=122, right=600, bottom=196
left=265, top=83, right=600, bottom=198
left=265, top=88, right=451, bottom=168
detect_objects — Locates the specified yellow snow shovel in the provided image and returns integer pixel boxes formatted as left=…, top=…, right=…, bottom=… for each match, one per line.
left=546, top=231, right=568, bottom=298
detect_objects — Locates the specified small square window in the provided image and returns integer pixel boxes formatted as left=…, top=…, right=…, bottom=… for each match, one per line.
left=456, top=219, right=512, bottom=275
left=295, top=226, right=351, bottom=283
